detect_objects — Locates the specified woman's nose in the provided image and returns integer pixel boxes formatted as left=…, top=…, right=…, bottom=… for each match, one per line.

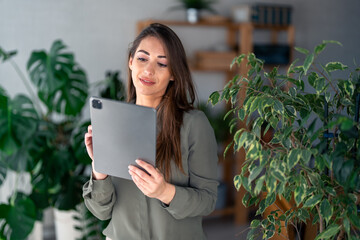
left=144, top=62, right=155, bottom=76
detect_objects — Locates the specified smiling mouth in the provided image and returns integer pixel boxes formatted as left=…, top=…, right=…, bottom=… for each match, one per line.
left=140, top=78, right=155, bottom=86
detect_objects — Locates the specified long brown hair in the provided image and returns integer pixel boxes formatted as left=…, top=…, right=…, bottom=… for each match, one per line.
left=127, top=23, right=196, bottom=180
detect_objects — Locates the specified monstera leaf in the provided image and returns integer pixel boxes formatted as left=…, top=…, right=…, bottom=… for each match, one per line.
left=0, top=47, right=17, bottom=63
left=27, top=40, right=88, bottom=116
left=0, top=193, right=36, bottom=240
left=0, top=90, right=38, bottom=172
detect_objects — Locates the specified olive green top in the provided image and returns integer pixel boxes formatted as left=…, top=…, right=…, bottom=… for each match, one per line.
left=82, top=110, right=219, bottom=240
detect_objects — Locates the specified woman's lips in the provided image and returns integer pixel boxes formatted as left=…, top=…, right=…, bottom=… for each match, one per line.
left=140, top=78, right=155, bottom=86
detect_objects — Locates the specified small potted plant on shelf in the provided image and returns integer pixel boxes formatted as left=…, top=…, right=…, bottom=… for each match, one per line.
left=171, top=0, right=217, bottom=23
left=209, top=40, right=360, bottom=239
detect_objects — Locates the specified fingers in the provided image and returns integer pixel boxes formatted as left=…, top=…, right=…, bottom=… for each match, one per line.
left=84, top=125, right=94, bottom=160
left=128, top=165, right=152, bottom=182
left=135, top=159, right=158, bottom=177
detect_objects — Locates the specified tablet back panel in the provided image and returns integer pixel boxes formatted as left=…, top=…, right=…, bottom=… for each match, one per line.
left=90, top=97, right=156, bottom=180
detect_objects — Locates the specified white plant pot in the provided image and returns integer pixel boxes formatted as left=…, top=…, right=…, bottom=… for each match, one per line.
left=187, top=8, right=199, bottom=23
left=27, top=221, right=43, bottom=240
left=54, top=208, right=81, bottom=240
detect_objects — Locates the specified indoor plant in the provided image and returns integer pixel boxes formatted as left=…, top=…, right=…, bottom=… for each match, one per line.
left=0, top=40, right=90, bottom=239
left=209, top=40, right=360, bottom=239
left=171, top=0, right=217, bottom=23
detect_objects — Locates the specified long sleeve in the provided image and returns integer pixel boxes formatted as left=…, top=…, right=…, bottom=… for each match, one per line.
left=163, top=111, right=219, bottom=219
left=82, top=175, right=116, bottom=220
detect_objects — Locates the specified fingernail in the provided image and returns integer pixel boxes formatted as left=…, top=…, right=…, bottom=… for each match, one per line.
left=135, top=159, right=140, bottom=164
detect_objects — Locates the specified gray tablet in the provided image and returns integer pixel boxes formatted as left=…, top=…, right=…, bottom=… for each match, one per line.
left=89, top=96, right=157, bottom=180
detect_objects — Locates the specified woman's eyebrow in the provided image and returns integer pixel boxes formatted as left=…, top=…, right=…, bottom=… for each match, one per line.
left=137, top=49, right=166, bottom=59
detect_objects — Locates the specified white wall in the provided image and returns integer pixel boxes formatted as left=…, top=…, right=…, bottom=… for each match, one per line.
left=1, top=0, right=360, bottom=199
left=1, top=0, right=360, bottom=99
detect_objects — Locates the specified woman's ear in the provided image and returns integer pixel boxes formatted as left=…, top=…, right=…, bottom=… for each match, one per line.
left=170, top=76, right=174, bottom=81
left=128, top=57, right=133, bottom=70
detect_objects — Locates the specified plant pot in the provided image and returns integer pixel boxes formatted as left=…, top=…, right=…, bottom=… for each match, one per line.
left=54, top=208, right=81, bottom=240
left=187, top=8, right=199, bottom=23
left=27, top=221, right=43, bottom=240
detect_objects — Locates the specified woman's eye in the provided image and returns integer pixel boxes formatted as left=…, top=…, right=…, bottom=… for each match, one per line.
left=158, top=63, right=167, bottom=68
left=137, top=57, right=147, bottom=62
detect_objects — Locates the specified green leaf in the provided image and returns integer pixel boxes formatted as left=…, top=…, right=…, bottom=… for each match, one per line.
left=27, top=40, right=88, bottom=116
left=325, top=62, right=348, bottom=72
left=265, top=192, right=276, bottom=208
left=298, top=209, right=310, bottom=223
left=323, top=40, right=342, bottom=46
left=0, top=93, right=38, bottom=171
left=294, top=186, right=306, bottom=206
left=238, top=108, right=245, bottom=121
left=314, top=224, right=340, bottom=240
left=271, top=170, right=286, bottom=183
left=314, top=43, right=326, bottom=55
left=303, top=194, right=322, bottom=208
left=223, top=108, right=236, bottom=120
left=208, top=91, right=220, bottom=105
left=287, top=149, right=301, bottom=170
left=273, top=100, right=284, bottom=115
left=0, top=47, right=18, bottom=63
left=301, top=149, right=312, bottom=164
left=320, top=199, right=332, bottom=224
left=256, top=199, right=266, bottom=215
left=234, top=175, right=242, bottom=191
left=343, top=218, right=350, bottom=235
left=237, top=131, right=248, bottom=151
left=348, top=212, right=360, bottom=229
left=223, top=140, right=233, bottom=158
left=249, top=165, right=263, bottom=183
left=266, top=175, right=277, bottom=194
left=0, top=194, right=36, bottom=240
left=254, top=175, right=265, bottom=195
left=303, top=53, right=314, bottom=75
left=295, top=47, right=309, bottom=55
left=250, top=219, right=261, bottom=228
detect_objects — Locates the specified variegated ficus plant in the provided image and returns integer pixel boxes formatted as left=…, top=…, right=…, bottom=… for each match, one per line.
left=209, top=41, right=360, bottom=240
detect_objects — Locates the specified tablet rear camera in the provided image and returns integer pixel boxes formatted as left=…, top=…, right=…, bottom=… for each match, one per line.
left=92, top=99, right=102, bottom=109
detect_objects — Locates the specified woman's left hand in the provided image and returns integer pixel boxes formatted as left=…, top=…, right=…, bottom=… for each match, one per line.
left=128, top=159, right=175, bottom=205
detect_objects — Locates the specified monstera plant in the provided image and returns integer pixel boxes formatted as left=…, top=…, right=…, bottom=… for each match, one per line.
left=0, top=40, right=90, bottom=239
left=210, top=41, right=360, bottom=239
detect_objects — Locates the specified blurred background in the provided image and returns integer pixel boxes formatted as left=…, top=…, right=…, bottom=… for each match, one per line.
left=1, top=0, right=360, bottom=239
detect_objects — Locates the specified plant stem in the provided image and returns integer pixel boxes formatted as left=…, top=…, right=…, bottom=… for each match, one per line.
left=313, top=65, right=338, bottom=94
left=336, top=228, right=345, bottom=240
left=315, top=205, right=324, bottom=234
left=9, top=59, right=43, bottom=116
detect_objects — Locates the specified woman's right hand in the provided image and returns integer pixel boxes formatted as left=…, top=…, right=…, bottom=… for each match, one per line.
left=85, top=125, right=108, bottom=180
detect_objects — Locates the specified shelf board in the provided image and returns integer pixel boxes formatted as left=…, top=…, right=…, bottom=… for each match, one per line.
left=139, top=19, right=294, bottom=31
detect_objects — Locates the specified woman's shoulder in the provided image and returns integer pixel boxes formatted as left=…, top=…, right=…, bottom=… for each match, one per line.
left=184, top=109, right=207, bottom=121
left=183, top=109, right=210, bottom=130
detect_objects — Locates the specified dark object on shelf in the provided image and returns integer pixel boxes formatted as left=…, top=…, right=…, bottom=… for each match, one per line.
left=232, top=4, right=292, bottom=26
left=254, top=44, right=290, bottom=65
left=252, top=4, right=292, bottom=25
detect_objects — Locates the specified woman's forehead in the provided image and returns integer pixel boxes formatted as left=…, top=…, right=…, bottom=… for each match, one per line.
left=137, top=36, right=168, bottom=57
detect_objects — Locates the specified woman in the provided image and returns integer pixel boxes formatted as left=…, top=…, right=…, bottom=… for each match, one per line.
left=83, top=23, right=218, bottom=240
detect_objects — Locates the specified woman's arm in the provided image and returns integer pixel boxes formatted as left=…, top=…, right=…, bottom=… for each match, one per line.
left=82, top=125, right=115, bottom=220
left=83, top=175, right=117, bottom=221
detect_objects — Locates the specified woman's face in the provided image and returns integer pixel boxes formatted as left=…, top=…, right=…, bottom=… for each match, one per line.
left=129, top=36, right=173, bottom=105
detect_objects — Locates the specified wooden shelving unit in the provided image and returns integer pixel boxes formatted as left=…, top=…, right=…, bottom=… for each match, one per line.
left=136, top=19, right=295, bottom=225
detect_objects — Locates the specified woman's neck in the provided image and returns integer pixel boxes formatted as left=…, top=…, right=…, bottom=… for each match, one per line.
left=136, top=96, right=161, bottom=109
